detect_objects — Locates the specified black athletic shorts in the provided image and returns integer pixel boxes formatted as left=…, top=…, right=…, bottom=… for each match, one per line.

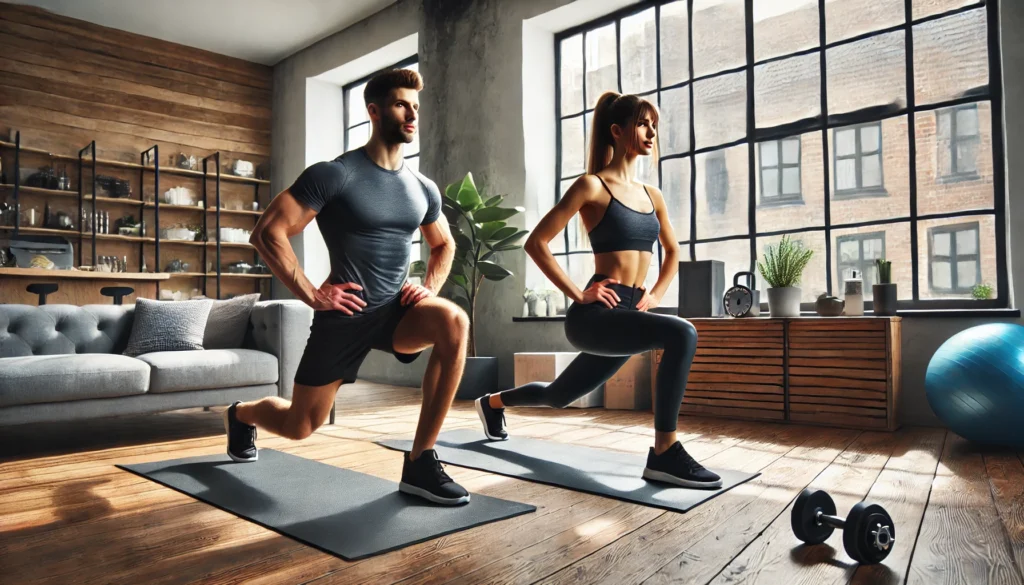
left=294, top=293, right=422, bottom=386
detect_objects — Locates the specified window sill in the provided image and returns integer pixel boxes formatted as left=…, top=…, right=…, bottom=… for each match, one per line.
left=833, top=188, right=888, bottom=200
left=757, top=197, right=805, bottom=209
left=512, top=308, right=1020, bottom=322
left=937, top=172, right=981, bottom=185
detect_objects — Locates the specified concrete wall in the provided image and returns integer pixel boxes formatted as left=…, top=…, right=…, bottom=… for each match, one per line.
left=272, top=0, right=1023, bottom=426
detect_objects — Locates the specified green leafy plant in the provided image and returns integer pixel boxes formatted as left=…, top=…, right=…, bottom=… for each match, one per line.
left=410, top=172, right=527, bottom=356
left=971, top=283, right=994, bottom=300
left=875, top=259, right=892, bottom=284
left=757, top=235, right=814, bottom=288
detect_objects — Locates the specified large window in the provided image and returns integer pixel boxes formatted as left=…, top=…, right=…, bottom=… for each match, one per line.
left=551, top=0, right=1005, bottom=310
left=343, top=57, right=424, bottom=269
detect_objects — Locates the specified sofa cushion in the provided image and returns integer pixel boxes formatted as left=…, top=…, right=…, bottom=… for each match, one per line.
left=0, top=304, right=135, bottom=357
left=0, top=354, right=150, bottom=407
left=137, top=349, right=279, bottom=394
left=204, top=294, right=261, bottom=349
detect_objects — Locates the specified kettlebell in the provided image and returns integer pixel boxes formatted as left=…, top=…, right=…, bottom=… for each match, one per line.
left=724, top=271, right=760, bottom=317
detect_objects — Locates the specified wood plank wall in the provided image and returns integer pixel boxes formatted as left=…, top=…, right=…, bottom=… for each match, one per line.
left=0, top=1, right=271, bottom=168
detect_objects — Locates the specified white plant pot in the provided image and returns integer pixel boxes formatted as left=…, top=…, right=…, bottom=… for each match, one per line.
left=767, top=286, right=802, bottom=318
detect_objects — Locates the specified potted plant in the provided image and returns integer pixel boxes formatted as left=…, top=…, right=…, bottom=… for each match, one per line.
left=757, top=235, right=813, bottom=318
left=972, top=283, right=994, bottom=300
left=410, top=172, right=527, bottom=400
left=872, top=259, right=898, bottom=316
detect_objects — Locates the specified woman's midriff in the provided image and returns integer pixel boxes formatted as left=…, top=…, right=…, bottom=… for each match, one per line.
left=593, top=250, right=653, bottom=289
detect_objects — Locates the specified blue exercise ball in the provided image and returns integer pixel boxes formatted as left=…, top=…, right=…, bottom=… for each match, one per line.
left=925, top=323, right=1024, bottom=448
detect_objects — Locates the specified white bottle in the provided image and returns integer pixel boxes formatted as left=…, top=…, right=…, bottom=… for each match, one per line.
left=844, top=270, right=864, bottom=316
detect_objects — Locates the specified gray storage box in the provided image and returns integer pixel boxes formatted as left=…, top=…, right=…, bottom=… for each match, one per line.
left=677, top=260, right=726, bottom=317
left=10, top=235, right=75, bottom=269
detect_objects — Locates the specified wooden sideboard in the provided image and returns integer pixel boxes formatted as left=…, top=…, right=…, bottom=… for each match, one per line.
left=651, top=317, right=902, bottom=431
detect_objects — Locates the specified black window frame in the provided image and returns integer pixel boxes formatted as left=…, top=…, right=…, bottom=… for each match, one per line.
left=551, top=0, right=1007, bottom=313
left=937, top=103, right=981, bottom=182
left=343, top=56, right=424, bottom=257
left=832, top=121, right=886, bottom=198
left=928, top=221, right=982, bottom=295
left=758, top=137, right=802, bottom=206
left=836, top=231, right=886, bottom=298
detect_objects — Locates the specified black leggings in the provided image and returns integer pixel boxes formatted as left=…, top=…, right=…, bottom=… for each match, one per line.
left=500, top=274, right=698, bottom=432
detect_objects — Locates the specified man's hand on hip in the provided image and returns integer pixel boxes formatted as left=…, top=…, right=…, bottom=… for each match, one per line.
left=312, top=281, right=367, bottom=314
left=400, top=282, right=434, bottom=306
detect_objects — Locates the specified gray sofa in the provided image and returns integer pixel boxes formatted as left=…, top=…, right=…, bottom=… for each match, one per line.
left=0, top=300, right=313, bottom=426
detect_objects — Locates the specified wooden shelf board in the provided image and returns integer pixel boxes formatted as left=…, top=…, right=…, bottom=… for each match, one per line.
left=207, top=207, right=263, bottom=216
left=0, top=267, right=169, bottom=281
left=208, top=272, right=271, bottom=279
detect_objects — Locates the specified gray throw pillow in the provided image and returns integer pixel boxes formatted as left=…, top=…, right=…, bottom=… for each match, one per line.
left=124, top=298, right=213, bottom=357
left=204, top=293, right=261, bottom=349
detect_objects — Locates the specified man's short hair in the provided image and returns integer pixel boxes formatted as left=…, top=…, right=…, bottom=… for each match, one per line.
left=364, top=68, right=423, bottom=107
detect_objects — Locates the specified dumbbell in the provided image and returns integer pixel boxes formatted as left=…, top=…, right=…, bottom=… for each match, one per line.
left=791, top=488, right=895, bottom=565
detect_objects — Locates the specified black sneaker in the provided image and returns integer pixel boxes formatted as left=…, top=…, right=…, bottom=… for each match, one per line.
left=475, top=394, right=508, bottom=441
left=223, top=401, right=258, bottom=462
left=643, top=441, right=722, bottom=489
left=399, top=450, right=470, bottom=505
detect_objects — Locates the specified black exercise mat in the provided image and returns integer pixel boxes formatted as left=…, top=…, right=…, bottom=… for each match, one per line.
left=118, top=448, right=535, bottom=561
left=377, top=429, right=758, bottom=513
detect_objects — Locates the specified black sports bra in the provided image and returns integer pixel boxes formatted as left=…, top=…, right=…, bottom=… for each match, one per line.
left=587, top=176, right=661, bottom=254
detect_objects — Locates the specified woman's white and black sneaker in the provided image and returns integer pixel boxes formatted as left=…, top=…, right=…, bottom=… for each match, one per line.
left=475, top=394, right=508, bottom=441
left=642, top=441, right=722, bottom=488
left=224, top=401, right=258, bottom=462
left=399, top=450, right=470, bottom=505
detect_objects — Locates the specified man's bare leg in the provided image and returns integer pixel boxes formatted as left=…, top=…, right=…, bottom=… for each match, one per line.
left=234, top=381, right=341, bottom=440
left=392, top=297, right=469, bottom=461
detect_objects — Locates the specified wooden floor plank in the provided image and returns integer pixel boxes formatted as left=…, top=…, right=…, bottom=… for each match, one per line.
left=906, top=434, right=1023, bottom=585
left=984, top=450, right=1024, bottom=582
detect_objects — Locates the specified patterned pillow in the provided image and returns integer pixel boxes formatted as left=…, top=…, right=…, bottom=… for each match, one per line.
left=123, top=298, right=213, bottom=357
left=203, top=293, right=261, bottom=349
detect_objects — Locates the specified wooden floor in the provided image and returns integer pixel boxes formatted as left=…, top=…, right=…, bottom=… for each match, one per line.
left=1, top=382, right=1022, bottom=585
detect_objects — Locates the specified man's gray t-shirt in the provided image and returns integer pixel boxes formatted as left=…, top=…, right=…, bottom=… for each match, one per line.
left=289, top=148, right=442, bottom=310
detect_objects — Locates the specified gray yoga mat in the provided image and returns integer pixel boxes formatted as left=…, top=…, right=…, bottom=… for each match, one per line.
left=377, top=428, right=758, bottom=513
left=118, top=448, right=535, bottom=561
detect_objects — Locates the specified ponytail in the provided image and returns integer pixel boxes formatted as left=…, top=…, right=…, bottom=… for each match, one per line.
left=586, top=91, right=660, bottom=175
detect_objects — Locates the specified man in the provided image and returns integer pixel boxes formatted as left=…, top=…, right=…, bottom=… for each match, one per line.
left=223, top=68, right=472, bottom=505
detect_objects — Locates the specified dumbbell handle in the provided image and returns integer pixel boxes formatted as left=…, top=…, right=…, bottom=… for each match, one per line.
left=816, top=510, right=846, bottom=529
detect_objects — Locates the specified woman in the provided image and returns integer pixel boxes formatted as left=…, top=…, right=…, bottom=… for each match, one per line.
left=475, top=91, right=720, bottom=488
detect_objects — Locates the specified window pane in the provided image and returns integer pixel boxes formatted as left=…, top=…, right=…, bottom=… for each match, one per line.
left=694, top=238, right=752, bottom=303
left=693, top=0, right=746, bottom=78
left=754, top=52, right=821, bottom=130
left=861, top=125, right=881, bottom=153
left=659, top=86, right=691, bottom=156
left=586, top=24, right=618, bottom=109
left=932, top=261, right=952, bottom=290
left=838, top=239, right=859, bottom=262
left=919, top=216, right=995, bottom=299
left=914, top=0, right=979, bottom=20
left=638, top=154, right=659, bottom=186
left=696, top=145, right=748, bottom=239
left=826, top=0, right=904, bottom=44
left=830, top=118, right=910, bottom=223
left=660, top=0, right=691, bottom=87
left=762, top=169, right=779, bottom=197
left=753, top=0, right=819, bottom=62
left=561, top=116, right=585, bottom=176
left=835, top=129, right=856, bottom=157
left=932, top=231, right=951, bottom=256
left=957, top=107, right=979, bottom=137
left=621, top=8, right=658, bottom=94
left=405, top=156, right=419, bottom=174
left=836, top=159, right=857, bottom=190
left=347, top=82, right=368, bottom=126
left=914, top=9, right=989, bottom=106
left=782, top=138, right=800, bottom=164
left=568, top=253, right=597, bottom=290
left=584, top=111, right=594, bottom=156
left=957, top=260, right=978, bottom=288
left=760, top=141, right=779, bottom=167
left=757, top=132, right=823, bottom=228
left=561, top=35, right=584, bottom=114
left=833, top=224, right=910, bottom=301
left=783, top=168, right=801, bottom=194
left=694, top=71, right=747, bottom=149
left=827, top=31, right=907, bottom=115
left=551, top=180, right=574, bottom=254
left=862, top=154, right=882, bottom=188
left=568, top=212, right=591, bottom=252
left=662, top=157, right=692, bottom=241
left=955, top=228, right=977, bottom=255
left=915, top=103, right=994, bottom=215
left=347, top=123, right=369, bottom=151
left=756, top=232, right=827, bottom=302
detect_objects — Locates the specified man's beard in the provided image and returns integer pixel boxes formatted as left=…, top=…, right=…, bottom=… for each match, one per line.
left=381, top=116, right=414, bottom=146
